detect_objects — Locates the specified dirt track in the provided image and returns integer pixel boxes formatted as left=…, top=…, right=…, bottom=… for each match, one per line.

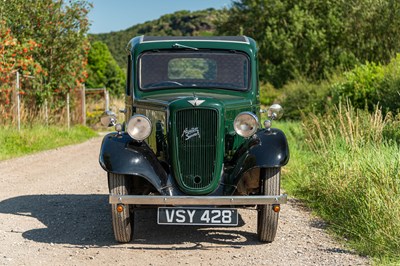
left=0, top=137, right=369, bottom=265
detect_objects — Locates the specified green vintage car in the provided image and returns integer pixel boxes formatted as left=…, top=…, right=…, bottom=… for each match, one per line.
left=99, top=36, right=289, bottom=243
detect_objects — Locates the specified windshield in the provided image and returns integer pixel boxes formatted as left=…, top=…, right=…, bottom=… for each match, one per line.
left=138, top=51, right=250, bottom=91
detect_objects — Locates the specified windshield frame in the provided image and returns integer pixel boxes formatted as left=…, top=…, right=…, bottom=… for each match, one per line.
left=137, top=50, right=251, bottom=92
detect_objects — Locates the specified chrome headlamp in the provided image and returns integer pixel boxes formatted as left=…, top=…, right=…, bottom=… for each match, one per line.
left=233, top=112, right=259, bottom=138
left=263, top=104, right=284, bottom=130
left=267, top=104, right=283, bottom=120
left=126, top=114, right=152, bottom=141
left=100, top=111, right=117, bottom=127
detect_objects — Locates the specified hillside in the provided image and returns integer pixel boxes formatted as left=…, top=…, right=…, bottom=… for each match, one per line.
left=89, top=8, right=222, bottom=69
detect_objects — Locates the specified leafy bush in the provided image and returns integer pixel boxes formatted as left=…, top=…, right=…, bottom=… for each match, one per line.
left=86, top=110, right=104, bottom=128
left=378, top=55, right=400, bottom=113
left=330, top=55, right=400, bottom=114
left=383, top=112, right=400, bottom=144
left=86, top=41, right=125, bottom=96
left=277, top=78, right=331, bottom=120
left=259, top=82, right=281, bottom=106
left=329, top=62, right=384, bottom=110
left=277, top=55, right=400, bottom=121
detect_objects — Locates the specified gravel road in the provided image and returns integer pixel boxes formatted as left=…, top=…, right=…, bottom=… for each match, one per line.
left=0, top=137, right=369, bottom=265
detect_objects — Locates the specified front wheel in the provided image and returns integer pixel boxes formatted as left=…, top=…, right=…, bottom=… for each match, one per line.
left=257, top=167, right=281, bottom=242
left=108, top=173, right=133, bottom=243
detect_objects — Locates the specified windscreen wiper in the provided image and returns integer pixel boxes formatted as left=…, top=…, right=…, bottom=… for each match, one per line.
left=172, top=43, right=199, bottom=51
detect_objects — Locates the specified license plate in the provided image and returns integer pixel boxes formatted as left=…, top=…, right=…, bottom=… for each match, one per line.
left=157, top=207, right=238, bottom=226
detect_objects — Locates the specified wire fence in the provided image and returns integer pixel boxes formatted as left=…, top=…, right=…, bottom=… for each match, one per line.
left=0, top=72, right=110, bottom=130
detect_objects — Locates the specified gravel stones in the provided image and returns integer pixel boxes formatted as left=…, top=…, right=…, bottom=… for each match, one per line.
left=0, top=138, right=369, bottom=265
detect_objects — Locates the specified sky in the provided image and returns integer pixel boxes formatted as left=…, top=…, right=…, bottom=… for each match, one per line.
left=88, top=0, right=232, bottom=34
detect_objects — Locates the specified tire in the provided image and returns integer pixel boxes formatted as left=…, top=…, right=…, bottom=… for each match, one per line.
left=108, top=173, right=133, bottom=243
left=257, top=167, right=280, bottom=243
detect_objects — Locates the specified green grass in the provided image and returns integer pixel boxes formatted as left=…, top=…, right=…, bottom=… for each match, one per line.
left=0, top=125, right=98, bottom=161
left=275, top=105, right=400, bottom=263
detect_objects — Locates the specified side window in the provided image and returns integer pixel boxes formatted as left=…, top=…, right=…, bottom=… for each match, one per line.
left=126, top=54, right=132, bottom=96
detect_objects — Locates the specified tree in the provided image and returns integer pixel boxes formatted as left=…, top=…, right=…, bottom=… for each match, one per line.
left=0, top=0, right=91, bottom=106
left=217, top=0, right=400, bottom=88
left=86, top=41, right=125, bottom=96
left=340, top=0, right=400, bottom=64
left=90, top=9, right=222, bottom=69
left=0, top=21, right=42, bottom=106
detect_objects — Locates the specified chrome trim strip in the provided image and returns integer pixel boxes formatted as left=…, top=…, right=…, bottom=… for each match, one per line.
left=127, top=35, right=144, bottom=52
left=109, top=194, right=287, bottom=205
left=134, top=98, right=169, bottom=108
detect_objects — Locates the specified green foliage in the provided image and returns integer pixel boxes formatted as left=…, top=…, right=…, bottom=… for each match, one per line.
left=85, top=109, right=104, bottom=128
left=330, top=55, right=400, bottom=113
left=330, top=62, right=384, bottom=111
left=90, top=9, right=223, bottom=69
left=383, top=113, right=400, bottom=144
left=259, top=82, right=281, bottom=106
left=281, top=104, right=400, bottom=260
left=375, top=56, right=400, bottom=114
left=86, top=41, right=125, bottom=96
left=0, top=0, right=91, bottom=106
left=276, top=78, right=332, bottom=120
left=0, top=125, right=97, bottom=160
left=217, top=0, right=400, bottom=87
left=277, top=54, right=400, bottom=120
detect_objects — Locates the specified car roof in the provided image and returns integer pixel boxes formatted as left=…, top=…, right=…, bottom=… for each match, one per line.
left=141, top=36, right=250, bottom=44
left=127, top=35, right=256, bottom=55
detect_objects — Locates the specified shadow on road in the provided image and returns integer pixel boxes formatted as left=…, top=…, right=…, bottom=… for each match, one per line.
left=0, top=194, right=112, bottom=246
left=0, top=195, right=262, bottom=248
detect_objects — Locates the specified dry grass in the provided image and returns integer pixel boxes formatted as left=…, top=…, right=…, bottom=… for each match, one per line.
left=303, top=101, right=387, bottom=153
left=281, top=103, right=400, bottom=260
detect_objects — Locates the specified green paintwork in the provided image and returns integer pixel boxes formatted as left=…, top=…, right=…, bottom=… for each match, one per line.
left=169, top=98, right=225, bottom=194
left=127, top=36, right=261, bottom=195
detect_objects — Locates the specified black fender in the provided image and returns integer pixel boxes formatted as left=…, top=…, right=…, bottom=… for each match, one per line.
left=99, top=133, right=171, bottom=194
left=249, top=128, right=289, bottom=167
left=228, top=128, right=289, bottom=190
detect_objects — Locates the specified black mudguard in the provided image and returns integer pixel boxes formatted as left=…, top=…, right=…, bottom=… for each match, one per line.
left=229, top=128, right=289, bottom=186
left=99, top=133, right=170, bottom=194
left=249, top=128, right=289, bottom=167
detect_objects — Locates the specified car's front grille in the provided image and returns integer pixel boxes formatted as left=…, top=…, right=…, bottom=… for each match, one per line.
left=175, top=108, right=218, bottom=190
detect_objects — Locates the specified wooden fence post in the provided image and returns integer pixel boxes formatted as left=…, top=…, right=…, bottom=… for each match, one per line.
left=44, top=99, right=48, bottom=126
left=82, top=84, right=86, bottom=126
left=16, top=71, right=21, bottom=132
left=104, top=88, right=109, bottom=111
left=67, top=93, right=70, bottom=130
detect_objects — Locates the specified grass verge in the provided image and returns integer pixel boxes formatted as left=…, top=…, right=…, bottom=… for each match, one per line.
left=0, top=125, right=98, bottom=161
left=276, top=104, right=400, bottom=264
